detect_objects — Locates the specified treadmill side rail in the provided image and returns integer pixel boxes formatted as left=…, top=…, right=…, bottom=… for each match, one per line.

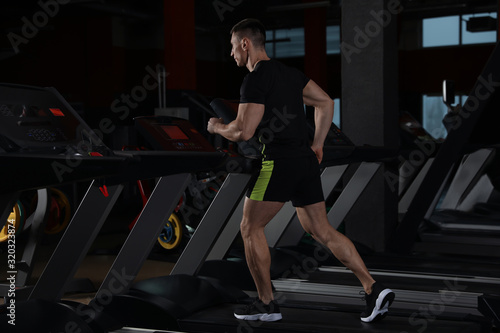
left=171, top=173, right=252, bottom=276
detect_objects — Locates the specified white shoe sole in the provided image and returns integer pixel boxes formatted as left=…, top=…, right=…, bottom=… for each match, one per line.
left=360, top=288, right=395, bottom=323
left=234, top=312, right=283, bottom=321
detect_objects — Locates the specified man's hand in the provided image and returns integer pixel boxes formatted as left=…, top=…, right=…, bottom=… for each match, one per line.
left=207, top=117, right=224, bottom=134
left=303, top=80, right=334, bottom=164
left=311, top=144, right=323, bottom=164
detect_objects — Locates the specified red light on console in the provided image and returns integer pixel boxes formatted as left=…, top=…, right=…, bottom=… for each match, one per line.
left=49, top=108, right=65, bottom=117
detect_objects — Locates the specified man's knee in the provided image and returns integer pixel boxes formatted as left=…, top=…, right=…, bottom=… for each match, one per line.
left=240, top=218, right=253, bottom=238
left=301, top=223, right=314, bottom=237
left=306, top=223, right=335, bottom=244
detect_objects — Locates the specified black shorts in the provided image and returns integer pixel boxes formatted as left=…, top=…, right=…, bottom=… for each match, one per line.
left=246, top=155, right=324, bottom=207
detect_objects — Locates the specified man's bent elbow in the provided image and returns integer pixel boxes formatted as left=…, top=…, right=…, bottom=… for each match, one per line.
left=240, top=131, right=254, bottom=142
left=316, top=99, right=334, bottom=115
left=326, top=98, right=335, bottom=110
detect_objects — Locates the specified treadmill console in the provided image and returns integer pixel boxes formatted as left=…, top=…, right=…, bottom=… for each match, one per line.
left=134, top=116, right=215, bottom=152
left=0, top=83, right=107, bottom=154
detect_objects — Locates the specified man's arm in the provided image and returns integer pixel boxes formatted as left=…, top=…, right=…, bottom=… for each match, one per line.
left=303, top=80, right=334, bottom=163
left=207, top=102, right=264, bottom=142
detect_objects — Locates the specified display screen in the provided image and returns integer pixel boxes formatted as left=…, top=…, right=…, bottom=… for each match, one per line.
left=161, top=125, right=189, bottom=140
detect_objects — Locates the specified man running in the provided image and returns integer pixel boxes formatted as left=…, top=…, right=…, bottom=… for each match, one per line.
left=207, top=18, right=394, bottom=323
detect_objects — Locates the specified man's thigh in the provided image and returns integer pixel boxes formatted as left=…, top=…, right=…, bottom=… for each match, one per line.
left=243, top=197, right=285, bottom=228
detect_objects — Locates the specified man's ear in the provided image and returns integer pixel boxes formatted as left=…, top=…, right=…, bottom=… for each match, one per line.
left=241, top=37, right=249, bottom=51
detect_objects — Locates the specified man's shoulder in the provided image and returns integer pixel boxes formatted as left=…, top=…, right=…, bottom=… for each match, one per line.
left=257, top=59, right=285, bottom=71
left=255, top=60, right=303, bottom=79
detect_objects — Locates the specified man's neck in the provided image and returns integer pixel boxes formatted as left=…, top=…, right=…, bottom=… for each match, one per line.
left=247, top=51, right=270, bottom=72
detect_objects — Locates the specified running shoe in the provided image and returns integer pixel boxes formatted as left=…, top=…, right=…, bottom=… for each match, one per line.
left=360, top=282, right=395, bottom=322
left=234, top=299, right=282, bottom=322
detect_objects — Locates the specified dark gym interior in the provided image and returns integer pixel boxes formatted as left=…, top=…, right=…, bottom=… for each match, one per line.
left=1, top=0, right=500, bottom=332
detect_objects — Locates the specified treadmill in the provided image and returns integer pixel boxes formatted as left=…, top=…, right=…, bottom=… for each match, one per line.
left=90, top=100, right=491, bottom=332
left=388, top=41, right=500, bottom=326
left=416, top=84, right=500, bottom=255
left=0, top=83, right=227, bottom=333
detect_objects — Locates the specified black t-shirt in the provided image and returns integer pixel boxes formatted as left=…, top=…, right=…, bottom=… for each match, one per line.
left=240, top=59, right=314, bottom=160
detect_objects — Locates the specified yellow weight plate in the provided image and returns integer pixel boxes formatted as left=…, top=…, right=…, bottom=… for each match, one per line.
left=0, top=203, right=21, bottom=242
left=157, top=213, right=183, bottom=250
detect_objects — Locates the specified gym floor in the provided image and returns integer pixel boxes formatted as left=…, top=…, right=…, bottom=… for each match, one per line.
left=0, top=218, right=178, bottom=307
left=2, top=198, right=499, bottom=332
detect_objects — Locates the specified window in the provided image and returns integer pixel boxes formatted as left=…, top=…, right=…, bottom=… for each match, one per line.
left=422, top=95, right=449, bottom=139
left=265, top=25, right=341, bottom=58
left=422, top=12, right=497, bottom=47
left=423, top=16, right=460, bottom=47
left=266, top=28, right=304, bottom=59
left=422, top=94, right=468, bottom=139
left=327, top=26, right=341, bottom=55
left=333, top=98, right=341, bottom=127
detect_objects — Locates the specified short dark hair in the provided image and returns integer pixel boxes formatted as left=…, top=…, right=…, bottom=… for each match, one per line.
left=230, top=18, right=266, bottom=48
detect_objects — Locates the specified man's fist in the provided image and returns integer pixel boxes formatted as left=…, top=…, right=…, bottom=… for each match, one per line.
left=207, top=117, right=224, bottom=134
